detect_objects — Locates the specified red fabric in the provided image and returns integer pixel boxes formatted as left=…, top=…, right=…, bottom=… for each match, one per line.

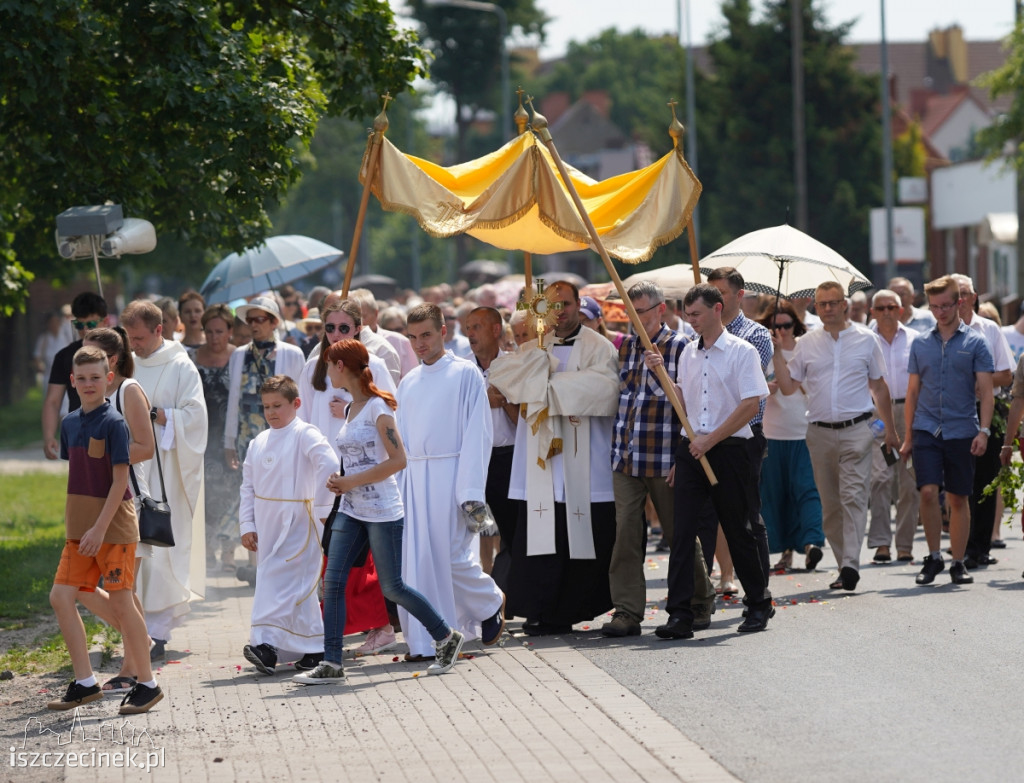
left=319, top=553, right=388, bottom=634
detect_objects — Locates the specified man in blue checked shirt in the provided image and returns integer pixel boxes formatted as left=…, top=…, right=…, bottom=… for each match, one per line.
left=706, top=268, right=774, bottom=577
left=602, top=282, right=716, bottom=637
left=900, top=276, right=994, bottom=586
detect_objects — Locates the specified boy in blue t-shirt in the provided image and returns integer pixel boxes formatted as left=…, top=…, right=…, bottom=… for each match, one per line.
left=48, top=345, right=163, bottom=715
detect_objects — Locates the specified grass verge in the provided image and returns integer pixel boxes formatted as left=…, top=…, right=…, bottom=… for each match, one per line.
left=0, top=386, right=44, bottom=450
left=0, top=472, right=67, bottom=619
left=0, top=471, right=122, bottom=673
left=0, top=617, right=121, bottom=675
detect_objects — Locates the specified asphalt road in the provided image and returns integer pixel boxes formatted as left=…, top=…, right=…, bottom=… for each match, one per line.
left=574, top=532, right=1024, bottom=783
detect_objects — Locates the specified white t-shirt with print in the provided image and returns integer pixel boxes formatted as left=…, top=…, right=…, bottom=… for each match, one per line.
left=336, top=396, right=404, bottom=523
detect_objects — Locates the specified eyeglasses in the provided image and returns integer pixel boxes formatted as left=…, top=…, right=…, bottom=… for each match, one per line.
left=245, top=314, right=272, bottom=325
left=324, top=323, right=353, bottom=335
left=284, top=299, right=299, bottom=307
left=72, top=319, right=101, bottom=330
left=930, top=301, right=959, bottom=312
left=634, top=302, right=663, bottom=315
left=772, top=321, right=794, bottom=330
left=872, top=305, right=899, bottom=312
left=814, top=300, right=845, bottom=309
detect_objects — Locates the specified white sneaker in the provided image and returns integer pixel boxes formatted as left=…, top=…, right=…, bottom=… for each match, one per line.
left=356, top=627, right=397, bottom=654
left=293, top=662, right=345, bottom=685
left=427, top=630, right=464, bottom=675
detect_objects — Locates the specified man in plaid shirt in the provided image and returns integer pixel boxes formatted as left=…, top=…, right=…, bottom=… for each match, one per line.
left=602, top=281, right=716, bottom=637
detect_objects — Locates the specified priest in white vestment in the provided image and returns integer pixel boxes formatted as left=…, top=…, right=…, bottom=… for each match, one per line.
left=396, top=306, right=505, bottom=659
left=488, top=281, right=620, bottom=635
left=121, top=300, right=208, bottom=650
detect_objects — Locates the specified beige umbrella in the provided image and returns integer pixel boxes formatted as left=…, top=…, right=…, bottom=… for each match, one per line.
left=622, top=264, right=706, bottom=303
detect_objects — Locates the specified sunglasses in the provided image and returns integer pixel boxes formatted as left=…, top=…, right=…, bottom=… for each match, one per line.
left=324, top=323, right=353, bottom=335
left=72, top=319, right=101, bottom=330
left=772, top=321, right=794, bottom=330
left=872, top=305, right=899, bottom=312
left=245, top=314, right=272, bottom=325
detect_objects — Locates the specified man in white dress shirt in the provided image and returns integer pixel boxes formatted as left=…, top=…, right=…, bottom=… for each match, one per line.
left=867, top=289, right=918, bottom=563
left=466, top=306, right=520, bottom=588
left=773, top=281, right=900, bottom=592
left=644, top=284, right=772, bottom=638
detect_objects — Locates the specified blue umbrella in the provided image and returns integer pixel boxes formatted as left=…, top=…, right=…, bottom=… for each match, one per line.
left=199, top=235, right=344, bottom=304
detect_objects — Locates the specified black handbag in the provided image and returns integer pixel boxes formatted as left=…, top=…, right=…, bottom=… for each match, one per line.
left=115, top=383, right=175, bottom=548
left=130, top=419, right=174, bottom=548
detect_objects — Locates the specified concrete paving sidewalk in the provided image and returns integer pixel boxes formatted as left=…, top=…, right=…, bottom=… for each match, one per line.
left=7, top=569, right=735, bottom=783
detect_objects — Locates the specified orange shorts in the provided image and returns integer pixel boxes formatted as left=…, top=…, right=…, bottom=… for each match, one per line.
left=54, top=540, right=137, bottom=592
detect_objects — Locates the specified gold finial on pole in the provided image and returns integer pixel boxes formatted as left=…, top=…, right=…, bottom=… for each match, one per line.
left=667, top=99, right=685, bottom=149
left=525, top=94, right=551, bottom=143
left=514, top=86, right=530, bottom=136
left=373, top=92, right=392, bottom=134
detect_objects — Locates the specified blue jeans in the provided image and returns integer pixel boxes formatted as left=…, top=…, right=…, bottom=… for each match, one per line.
left=323, top=512, right=449, bottom=664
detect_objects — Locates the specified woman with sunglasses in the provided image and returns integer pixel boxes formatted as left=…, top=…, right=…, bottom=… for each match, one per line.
left=298, top=300, right=398, bottom=654
left=756, top=301, right=825, bottom=572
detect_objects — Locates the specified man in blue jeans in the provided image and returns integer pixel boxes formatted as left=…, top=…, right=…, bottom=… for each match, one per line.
left=900, top=276, right=994, bottom=586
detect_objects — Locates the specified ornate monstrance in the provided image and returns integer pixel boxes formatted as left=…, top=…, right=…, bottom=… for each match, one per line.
left=516, top=277, right=563, bottom=348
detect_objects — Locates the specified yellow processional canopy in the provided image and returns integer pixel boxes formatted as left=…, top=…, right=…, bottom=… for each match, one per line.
left=361, top=131, right=702, bottom=264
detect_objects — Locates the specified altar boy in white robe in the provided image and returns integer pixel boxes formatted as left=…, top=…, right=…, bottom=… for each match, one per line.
left=239, top=376, right=337, bottom=675
left=488, top=281, right=620, bottom=636
left=396, top=304, right=506, bottom=662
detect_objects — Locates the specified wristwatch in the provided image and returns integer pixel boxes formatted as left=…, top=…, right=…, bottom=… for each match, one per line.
left=979, top=427, right=991, bottom=436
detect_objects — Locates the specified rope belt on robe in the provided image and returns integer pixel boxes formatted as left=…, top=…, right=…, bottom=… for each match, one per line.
left=253, top=494, right=320, bottom=605
left=406, top=453, right=459, bottom=461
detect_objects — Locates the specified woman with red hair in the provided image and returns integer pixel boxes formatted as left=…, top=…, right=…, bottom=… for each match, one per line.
left=294, top=340, right=465, bottom=683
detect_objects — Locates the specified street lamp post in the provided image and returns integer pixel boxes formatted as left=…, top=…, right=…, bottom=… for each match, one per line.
left=424, top=0, right=511, bottom=142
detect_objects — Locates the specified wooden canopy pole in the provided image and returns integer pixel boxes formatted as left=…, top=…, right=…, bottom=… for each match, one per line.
left=668, top=101, right=703, bottom=287
left=343, top=93, right=391, bottom=298
left=515, top=88, right=533, bottom=290
left=528, top=98, right=716, bottom=485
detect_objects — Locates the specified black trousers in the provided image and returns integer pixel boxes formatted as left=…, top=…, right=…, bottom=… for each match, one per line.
left=968, top=427, right=1002, bottom=559
left=666, top=438, right=772, bottom=621
left=691, top=426, right=771, bottom=576
left=486, top=446, right=518, bottom=592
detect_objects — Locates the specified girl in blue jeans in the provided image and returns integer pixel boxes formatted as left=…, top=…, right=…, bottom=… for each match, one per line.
left=293, top=340, right=463, bottom=684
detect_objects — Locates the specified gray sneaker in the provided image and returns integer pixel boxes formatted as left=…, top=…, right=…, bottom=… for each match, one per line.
left=427, top=630, right=465, bottom=675
left=293, top=662, right=345, bottom=685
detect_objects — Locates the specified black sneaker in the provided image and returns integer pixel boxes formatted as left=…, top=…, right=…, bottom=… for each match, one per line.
left=47, top=680, right=102, bottom=711
left=118, top=682, right=164, bottom=715
left=294, top=652, right=324, bottom=671
left=243, top=643, right=278, bottom=675
left=916, top=554, right=944, bottom=585
left=150, top=638, right=166, bottom=662
left=481, top=592, right=506, bottom=646
left=949, top=561, right=974, bottom=585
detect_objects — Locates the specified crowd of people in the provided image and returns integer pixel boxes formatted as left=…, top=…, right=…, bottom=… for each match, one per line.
left=38, top=267, right=1024, bottom=705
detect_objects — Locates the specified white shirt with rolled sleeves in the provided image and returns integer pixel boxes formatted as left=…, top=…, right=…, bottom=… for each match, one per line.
left=870, top=321, right=915, bottom=399
left=785, top=323, right=886, bottom=423
left=673, top=331, right=769, bottom=439
left=967, top=314, right=1014, bottom=374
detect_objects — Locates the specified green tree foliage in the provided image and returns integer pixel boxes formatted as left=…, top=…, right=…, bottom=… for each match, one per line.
left=542, top=30, right=693, bottom=156
left=407, top=0, right=548, bottom=161
left=975, top=19, right=1024, bottom=169
left=698, top=0, right=882, bottom=272
left=0, top=0, right=424, bottom=309
left=893, top=120, right=928, bottom=178
left=270, top=93, right=457, bottom=289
